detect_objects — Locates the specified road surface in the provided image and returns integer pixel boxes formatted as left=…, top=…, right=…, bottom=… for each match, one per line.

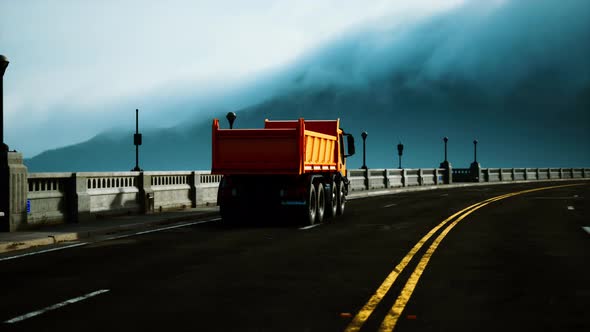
left=1, top=181, right=588, bottom=331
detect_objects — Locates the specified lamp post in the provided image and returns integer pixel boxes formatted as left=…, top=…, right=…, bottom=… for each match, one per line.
left=361, top=131, right=368, bottom=169
left=131, top=109, right=142, bottom=171
left=443, top=136, right=448, bottom=163
left=1, top=54, right=28, bottom=232
left=397, top=142, right=404, bottom=169
left=473, top=139, right=478, bottom=163
left=226, top=112, right=236, bottom=129
left=439, top=137, right=452, bottom=184
left=470, top=139, right=481, bottom=182
left=0, top=55, right=9, bottom=152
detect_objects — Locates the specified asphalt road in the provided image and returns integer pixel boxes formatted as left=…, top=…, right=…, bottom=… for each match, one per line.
left=1, top=181, right=588, bottom=331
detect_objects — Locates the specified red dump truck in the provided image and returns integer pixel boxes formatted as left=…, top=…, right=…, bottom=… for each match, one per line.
left=211, top=117, right=355, bottom=225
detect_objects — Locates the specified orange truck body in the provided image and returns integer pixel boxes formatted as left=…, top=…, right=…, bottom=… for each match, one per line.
left=212, top=118, right=346, bottom=176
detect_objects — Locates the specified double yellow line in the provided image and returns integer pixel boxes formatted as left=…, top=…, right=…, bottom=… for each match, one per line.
left=344, top=183, right=583, bottom=332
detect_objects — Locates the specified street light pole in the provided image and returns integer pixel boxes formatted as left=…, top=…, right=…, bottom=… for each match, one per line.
left=131, top=109, right=143, bottom=171
left=0, top=55, right=9, bottom=152
left=397, top=142, right=404, bottom=169
left=361, top=131, right=368, bottom=169
left=473, top=139, right=478, bottom=163
left=443, top=136, right=448, bottom=163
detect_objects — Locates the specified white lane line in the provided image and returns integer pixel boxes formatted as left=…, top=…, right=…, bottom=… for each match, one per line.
left=0, top=242, right=89, bottom=262
left=299, top=224, right=321, bottom=230
left=1, top=218, right=221, bottom=262
left=583, top=227, right=590, bottom=235
left=383, top=203, right=397, bottom=208
left=4, top=289, right=110, bottom=324
left=104, top=218, right=221, bottom=241
left=567, top=206, right=575, bottom=210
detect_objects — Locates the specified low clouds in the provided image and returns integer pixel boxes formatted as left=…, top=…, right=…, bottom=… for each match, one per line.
left=280, top=0, right=590, bottom=101
left=3, top=0, right=588, bottom=158
left=1, top=0, right=464, bottom=156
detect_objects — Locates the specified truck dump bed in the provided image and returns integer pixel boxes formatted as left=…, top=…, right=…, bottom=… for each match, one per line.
left=212, top=118, right=341, bottom=175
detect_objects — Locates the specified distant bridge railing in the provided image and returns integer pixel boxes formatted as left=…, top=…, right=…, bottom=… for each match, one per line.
left=348, top=167, right=588, bottom=192
left=347, top=168, right=444, bottom=191
left=12, top=166, right=590, bottom=230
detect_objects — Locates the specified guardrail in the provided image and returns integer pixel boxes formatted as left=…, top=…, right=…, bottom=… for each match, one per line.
left=11, top=166, right=590, bottom=230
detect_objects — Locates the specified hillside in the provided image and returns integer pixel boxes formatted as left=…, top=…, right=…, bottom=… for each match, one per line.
left=25, top=0, right=590, bottom=172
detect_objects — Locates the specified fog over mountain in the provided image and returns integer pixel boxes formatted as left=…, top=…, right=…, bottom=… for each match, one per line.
left=26, top=0, right=590, bottom=172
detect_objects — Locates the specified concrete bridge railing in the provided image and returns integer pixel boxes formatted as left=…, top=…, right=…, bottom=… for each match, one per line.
left=26, top=171, right=222, bottom=228
left=347, top=168, right=444, bottom=191
left=349, top=167, right=589, bottom=191
left=2, top=166, right=589, bottom=231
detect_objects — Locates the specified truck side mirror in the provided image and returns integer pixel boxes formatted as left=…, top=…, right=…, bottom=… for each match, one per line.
left=346, top=134, right=355, bottom=157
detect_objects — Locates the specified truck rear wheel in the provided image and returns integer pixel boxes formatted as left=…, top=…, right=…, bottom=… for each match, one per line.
left=336, top=180, right=346, bottom=216
left=305, top=183, right=318, bottom=225
left=316, top=183, right=325, bottom=224
left=326, top=177, right=338, bottom=219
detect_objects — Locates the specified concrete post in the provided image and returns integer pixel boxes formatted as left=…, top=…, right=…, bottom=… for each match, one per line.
left=571, top=168, right=575, bottom=178
left=71, top=173, right=92, bottom=223
left=364, top=168, right=369, bottom=190
left=140, top=172, right=154, bottom=214
left=402, top=169, right=407, bottom=187
left=384, top=169, right=390, bottom=188
left=0, top=152, right=28, bottom=231
left=511, top=168, right=516, bottom=181
left=583, top=168, right=587, bottom=178
left=190, top=171, right=201, bottom=207
left=470, top=163, right=482, bottom=182
left=439, top=162, right=452, bottom=184
left=559, top=168, right=563, bottom=179
left=524, top=168, right=528, bottom=180
left=434, top=168, right=439, bottom=185
left=535, top=168, right=540, bottom=180
left=418, top=169, right=423, bottom=186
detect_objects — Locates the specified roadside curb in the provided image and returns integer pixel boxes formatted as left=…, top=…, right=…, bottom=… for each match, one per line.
left=0, top=210, right=220, bottom=255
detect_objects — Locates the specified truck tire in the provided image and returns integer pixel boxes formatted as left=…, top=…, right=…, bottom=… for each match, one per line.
left=305, top=182, right=318, bottom=225
left=316, top=182, right=326, bottom=224
left=326, top=178, right=338, bottom=219
left=336, top=180, right=346, bottom=216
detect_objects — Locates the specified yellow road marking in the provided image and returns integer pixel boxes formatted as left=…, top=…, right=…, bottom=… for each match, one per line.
left=377, top=183, right=583, bottom=331
left=344, top=195, right=514, bottom=332
left=344, top=183, right=583, bottom=332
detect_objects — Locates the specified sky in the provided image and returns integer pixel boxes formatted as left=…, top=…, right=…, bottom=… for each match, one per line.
left=1, top=0, right=466, bottom=157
